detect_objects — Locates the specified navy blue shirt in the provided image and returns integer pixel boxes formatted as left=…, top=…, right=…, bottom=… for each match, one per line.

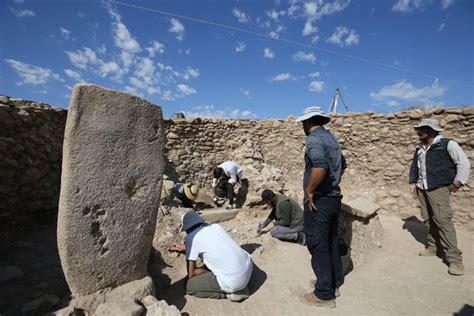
left=303, top=127, right=345, bottom=199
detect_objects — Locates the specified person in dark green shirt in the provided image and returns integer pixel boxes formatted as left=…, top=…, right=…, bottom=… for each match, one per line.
left=256, top=189, right=305, bottom=245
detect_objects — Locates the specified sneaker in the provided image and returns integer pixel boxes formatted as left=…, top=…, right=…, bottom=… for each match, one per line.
left=302, top=292, right=336, bottom=308
left=308, top=280, right=340, bottom=297
left=419, top=247, right=437, bottom=256
left=297, top=232, right=306, bottom=246
left=448, top=262, right=464, bottom=276
left=226, top=287, right=249, bottom=302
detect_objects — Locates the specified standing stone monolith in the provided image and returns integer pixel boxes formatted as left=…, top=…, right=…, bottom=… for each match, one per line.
left=58, top=84, right=164, bottom=295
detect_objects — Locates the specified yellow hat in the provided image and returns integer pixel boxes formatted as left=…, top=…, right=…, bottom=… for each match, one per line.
left=184, top=184, right=199, bottom=201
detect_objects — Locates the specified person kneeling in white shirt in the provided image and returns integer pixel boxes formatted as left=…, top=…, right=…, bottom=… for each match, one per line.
left=169, top=210, right=253, bottom=302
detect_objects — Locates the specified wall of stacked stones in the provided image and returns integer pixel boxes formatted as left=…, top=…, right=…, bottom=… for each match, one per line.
left=164, top=107, right=474, bottom=231
left=1, top=95, right=473, bottom=234
left=0, top=96, right=67, bottom=234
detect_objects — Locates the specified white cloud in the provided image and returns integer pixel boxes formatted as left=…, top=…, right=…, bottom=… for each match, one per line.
left=438, top=23, right=446, bottom=31
left=240, top=88, right=251, bottom=98
left=394, top=60, right=402, bottom=65
left=169, top=18, right=185, bottom=41
left=146, top=41, right=165, bottom=57
left=13, top=0, right=24, bottom=4
left=78, top=12, right=85, bottom=18
left=311, top=35, right=320, bottom=44
left=175, top=66, right=200, bottom=80
left=234, top=41, right=246, bottom=53
left=64, top=69, right=83, bottom=82
left=162, top=90, right=174, bottom=101
left=392, top=0, right=427, bottom=13
left=303, top=19, right=318, bottom=36
left=266, top=9, right=286, bottom=21
left=232, top=7, right=249, bottom=23
left=369, top=79, right=446, bottom=104
left=99, top=61, right=125, bottom=79
left=98, top=44, right=107, bottom=54
left=10, top=7, right=35, bottom=17
left=66, top=47, right=99, bottom=70
left=270, top=73, right=297, bottom=82
left=60, top=27, right=71, bottom=40
left=292, top=51, right=316, bottom=63
left=369, top=7, right=376, bottom=14
left=113, top=22, right=141, bottom=53
left=304, top=0, right=350, bottom=20
left=309, top=80, right=325, bottom=92
left=184, top=105, right=257, bottom=119
left=387, top=100, right=399, bottom=107
left=441, top=0, right=454, bottom=9
left=177, top=84, right=197, bottom=95
left=309, top=71, right=320, bottom=78
left=327, top=26, right=359, bottom=47
left=269, top=25, right=284, bottom=39
left=5, top=59, right=61, bottom=85
left=264, top=47, right=275, bottom=59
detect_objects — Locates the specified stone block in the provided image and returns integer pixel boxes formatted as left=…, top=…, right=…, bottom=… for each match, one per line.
left=342, top=197, right=380, bottom=218
left=94, top=301, right=144, bottom=316
left=57, top=84, right=164, bottom=295
left=70, top=276, right=155, bottom=313
left=201, top=208, right=239, bottom=223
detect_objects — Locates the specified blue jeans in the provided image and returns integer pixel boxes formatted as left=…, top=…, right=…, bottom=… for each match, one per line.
left=304, top=196, right=344, bottom=300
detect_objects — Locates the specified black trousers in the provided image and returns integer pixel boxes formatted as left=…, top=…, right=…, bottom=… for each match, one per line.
left=303, top=196, right=344, bottom=300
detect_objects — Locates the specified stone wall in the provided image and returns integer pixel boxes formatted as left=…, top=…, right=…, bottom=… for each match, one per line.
left=0, top=96, right=67, bottom=236
left=164, top=107, right=474, bottom=230
left=1, top=94, right=473, bottom=234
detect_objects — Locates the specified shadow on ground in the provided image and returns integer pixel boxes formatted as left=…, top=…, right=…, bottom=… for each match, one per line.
left=0, top=224, right=70, bottom=316
left=402, top=216, right=428, bottom=246
left=454, top=304, right=474, bottom=316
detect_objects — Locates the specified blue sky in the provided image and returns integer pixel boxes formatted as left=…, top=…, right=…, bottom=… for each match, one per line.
left=1, top=0, right=473, bottom=119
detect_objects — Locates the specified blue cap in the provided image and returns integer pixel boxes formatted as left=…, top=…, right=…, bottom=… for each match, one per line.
left=180, top=210, right=204, bottom=232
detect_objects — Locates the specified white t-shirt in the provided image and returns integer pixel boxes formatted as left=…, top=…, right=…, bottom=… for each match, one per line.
left=186, top=224, right=253, bottom=293
left=212, top=161, right=244, bottom=187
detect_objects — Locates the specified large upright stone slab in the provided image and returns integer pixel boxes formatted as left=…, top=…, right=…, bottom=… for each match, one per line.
left=58, top=84, right=164, bottom=295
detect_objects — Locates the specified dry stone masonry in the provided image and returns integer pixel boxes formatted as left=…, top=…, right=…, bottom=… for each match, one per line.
left=164, top=108, right=474, bottom=230
left=1, top=94, right=473, bottom=234
left=0, top=96, right=66, bottom=236
left=57, top=84, right=165, bottom=295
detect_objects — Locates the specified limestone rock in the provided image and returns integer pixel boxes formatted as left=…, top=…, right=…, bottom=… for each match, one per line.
left=338, top=212, right=384, bottom=266
left=200, top=208, right=239, bottom=223
left=69, top=276, right=155, bottom=313
left=94, top=301, right=144, bottom=316
left=57, top=84, right=164, bottom=295
left=145, top=300, right=181, bottom=316
left=462, top=107, right=474, bottom=115
left=343, top=197, right=380, bottom=218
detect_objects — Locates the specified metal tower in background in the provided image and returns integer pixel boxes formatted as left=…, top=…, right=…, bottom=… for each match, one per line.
left=328, top=88, right=349, bottom=113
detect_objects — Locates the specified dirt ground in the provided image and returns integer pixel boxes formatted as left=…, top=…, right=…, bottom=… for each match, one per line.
left=2, top=210, right=473, bottom=316
left=157, top=213, right=474, bottom=316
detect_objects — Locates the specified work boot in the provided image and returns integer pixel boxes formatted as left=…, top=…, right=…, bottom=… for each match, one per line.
left=302, top=292, right=336, bottom=308
left=419, top=247, right=437, bottom=256
left=226, top=287, right=250, bottom=302
left=308, top=280, right=340, bottom=297
left=297, top=232, right=306, bottom=246
left=448, top=262, right=464, bottom=276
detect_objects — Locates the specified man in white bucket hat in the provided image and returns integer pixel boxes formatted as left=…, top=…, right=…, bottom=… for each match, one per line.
left=296, top=106, right=346, bottom=308
left=409, top=118, right=470, bottom=275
